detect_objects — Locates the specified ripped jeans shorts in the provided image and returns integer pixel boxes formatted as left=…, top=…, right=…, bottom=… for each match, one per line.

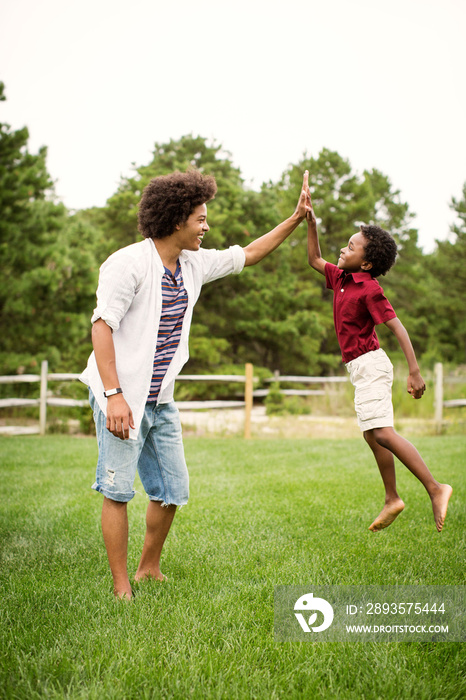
left=89, top=390, right=189, bottom=505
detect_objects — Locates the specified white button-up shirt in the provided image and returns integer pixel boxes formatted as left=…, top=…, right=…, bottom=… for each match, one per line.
left=80, top=238, right=245, bottom=439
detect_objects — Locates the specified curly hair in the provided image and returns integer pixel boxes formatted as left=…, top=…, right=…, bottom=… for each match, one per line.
left=359, top=224, right=398, bottom=277
left=138, top=170, right=217, bottom=239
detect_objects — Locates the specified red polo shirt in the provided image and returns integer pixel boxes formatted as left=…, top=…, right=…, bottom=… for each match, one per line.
left=325, top=262, right=396, bottom=363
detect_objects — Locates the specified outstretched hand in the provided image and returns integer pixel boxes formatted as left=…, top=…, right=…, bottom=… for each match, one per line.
left=295, top=171, right=313, bottom=221
left=302, top=171, right=317, bottom=227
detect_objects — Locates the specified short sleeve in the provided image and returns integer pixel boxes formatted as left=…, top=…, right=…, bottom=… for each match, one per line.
left=189, top=245, right=246, bottom=285
left=365, top=285, right=397, bottom=325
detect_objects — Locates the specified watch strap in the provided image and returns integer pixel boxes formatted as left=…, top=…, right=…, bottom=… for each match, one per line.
left=103, top=388, right=123, bottom=398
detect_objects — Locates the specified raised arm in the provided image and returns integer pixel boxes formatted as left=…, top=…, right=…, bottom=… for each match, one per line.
left=384, top=317, right=426, bottom=399
left=92, top=318, right=135, bottom=439
left=306, top=191, right=327, bottom=275
left=243, top=171, right=311, bottom=267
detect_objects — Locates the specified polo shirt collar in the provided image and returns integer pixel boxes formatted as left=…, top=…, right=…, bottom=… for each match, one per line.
left=339, top=269, right=373, bottom=284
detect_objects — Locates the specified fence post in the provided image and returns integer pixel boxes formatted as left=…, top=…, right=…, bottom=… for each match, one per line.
left=39, top=360, right=48, bottom=436
left=434, top=362, right=443, bottom=434
left=244, top=363, right=253, bottom=439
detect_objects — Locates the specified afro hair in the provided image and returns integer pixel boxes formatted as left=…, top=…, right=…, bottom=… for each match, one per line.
left=138, top=170, right=217, bottom=239
left=360, top=224, right=398, bottom=277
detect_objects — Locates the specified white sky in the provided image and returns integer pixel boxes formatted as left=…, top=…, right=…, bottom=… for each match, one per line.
left=1, top=0, right=465, bottom=251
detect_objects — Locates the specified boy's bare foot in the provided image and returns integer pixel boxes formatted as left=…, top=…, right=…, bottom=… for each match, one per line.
left=369, top=498, right=405, bottom=531
left=431, top=484, right=453, bottom=532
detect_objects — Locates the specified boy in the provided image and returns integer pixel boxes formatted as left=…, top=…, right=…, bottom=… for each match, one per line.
left=81, top=169, right=311, bottom=599
left=306, top=196, right=452, bottom=533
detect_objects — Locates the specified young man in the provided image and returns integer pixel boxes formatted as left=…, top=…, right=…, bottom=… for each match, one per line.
left=306, top=194, right=452, bottom=534
left=81, top=169, right=311, bottom=599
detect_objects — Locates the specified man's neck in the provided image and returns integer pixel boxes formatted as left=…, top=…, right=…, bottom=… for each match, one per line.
left=152, top=238, right=181, bottom=274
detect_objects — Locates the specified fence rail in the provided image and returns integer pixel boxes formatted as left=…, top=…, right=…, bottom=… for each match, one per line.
left=0, top=361, right=256, bottom=438
left=1, top=361, right=465, bottom=437
left=433, top=362, right=466, bottom=433
left=260, top=373, right=348, bottom=398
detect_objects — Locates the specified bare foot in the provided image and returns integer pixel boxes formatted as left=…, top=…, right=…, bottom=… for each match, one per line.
left=134, top=570, right=167, bottom=583
left=369, top=498, right=405, bottom=531
left=431, top=484, right=453, bottom=532
left=114, top=587, right=132, bottom=601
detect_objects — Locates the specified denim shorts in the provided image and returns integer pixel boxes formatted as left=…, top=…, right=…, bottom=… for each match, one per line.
left=345, top=348, right=394, bottom=431
left=90, top=391, right=189, bottom=505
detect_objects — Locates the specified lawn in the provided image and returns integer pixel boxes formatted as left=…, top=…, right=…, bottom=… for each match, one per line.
left=0, top=434, right=464, bottom=699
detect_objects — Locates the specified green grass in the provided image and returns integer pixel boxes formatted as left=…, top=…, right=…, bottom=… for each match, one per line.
left=0, top=435, right=464, bottom=699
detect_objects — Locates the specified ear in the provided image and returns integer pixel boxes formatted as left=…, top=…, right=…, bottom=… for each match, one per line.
left=361, top=260, right=373, bottom=271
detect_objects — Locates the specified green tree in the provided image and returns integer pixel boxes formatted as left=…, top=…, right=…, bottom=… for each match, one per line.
left=0, top=82, right=98, bottom=373
left=424, top=183, right=466, bottom=363
left=97, top=135, right=248, bottom=252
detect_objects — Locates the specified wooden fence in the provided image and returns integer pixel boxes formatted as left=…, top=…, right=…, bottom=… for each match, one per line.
left=0, top=361, right=464, bottom=437
left=433, top=362, right=466, bottom=433
left=0, top=361, right=258, bottom=438
left=0, top=362, right=348, bottom=438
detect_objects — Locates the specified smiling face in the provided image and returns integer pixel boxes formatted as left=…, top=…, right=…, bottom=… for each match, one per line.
left=337, top=231, right=372, bottom=273
left=173, top=203, right=210, bottom=251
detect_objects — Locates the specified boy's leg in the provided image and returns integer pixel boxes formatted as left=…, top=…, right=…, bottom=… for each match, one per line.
left=372, top=427, right=452, bottom=531
left=364, top=429, right=405, bottom=531
left=135, top=501, right=177, bottom=581
left=101, top=497, right=132, bottom=599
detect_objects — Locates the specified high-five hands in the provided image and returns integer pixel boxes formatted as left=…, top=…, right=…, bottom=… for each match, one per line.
left=295, top=171, right=314, bottom=221
left=303, top=171, right=316, bottom=227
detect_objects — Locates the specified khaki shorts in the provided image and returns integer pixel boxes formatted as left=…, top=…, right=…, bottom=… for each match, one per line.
left=345, top=349, right=394, bottom=431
